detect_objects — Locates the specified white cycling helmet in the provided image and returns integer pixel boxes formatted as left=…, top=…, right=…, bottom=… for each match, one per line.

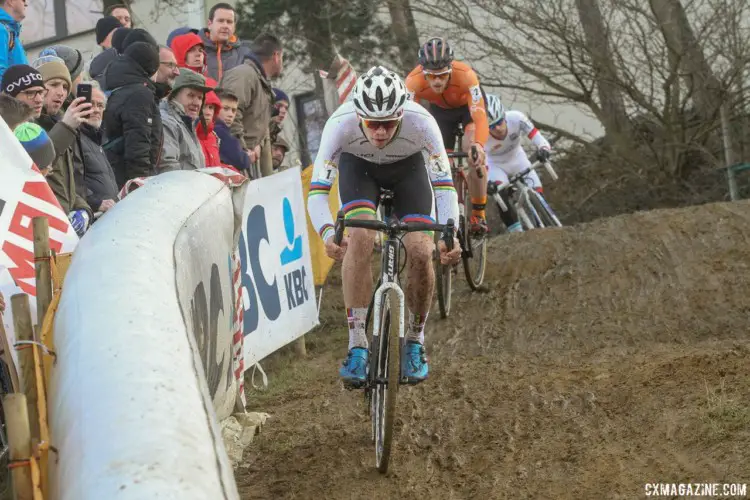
left=352, top=66, right=408, bottom=119
left=486, top=93, right=505, bottom=125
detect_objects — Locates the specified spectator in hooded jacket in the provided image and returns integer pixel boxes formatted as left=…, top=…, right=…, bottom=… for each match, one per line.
left=102, top=41, right=163, bottom=187
left=33, top=56, right=93, bottom=235
left=74, top=83, right=118, bottom=214
left=171, top=32, right=206, bottom=76
left=272, top=135, right=289, bottom=171
left=158, top=68, right=211, bottom=172
left=214, top=88, right=250, bottom=175
left=198, top=89, right=223, bottom=167
left=197, top=77, right=222, bottom=167
left=0, top=0, right=28, bottom=79
left=199, top=3, right=248, bottom=81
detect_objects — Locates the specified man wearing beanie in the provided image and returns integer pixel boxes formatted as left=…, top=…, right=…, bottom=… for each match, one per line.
left=1, top=64, right=45, bottom=117
left=102, top=41, right=163, bottom=187
left=90, top=27, right=132, bottom=88
left=33, top=55, right=93, bottom=236
left=96, top=16, right=121, bottom=50
left=39, top=45, right=84, bottom=86
left=0, top=0, right=28, bottom=79
left=14, top=122, right=56, bottom=174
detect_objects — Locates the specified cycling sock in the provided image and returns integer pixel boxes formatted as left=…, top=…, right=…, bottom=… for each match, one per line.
left=471, top=196, right=487, bottom=219
left=347, top=307, right=368, bottom=350
left=507, top=222, right=523, bottom=233
left=407, top=311, right=428, bottom=344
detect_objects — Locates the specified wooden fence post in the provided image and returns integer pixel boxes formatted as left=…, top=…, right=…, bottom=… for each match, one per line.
left=10, top=294, right=40, bottom=442
left=32, top=217, right=52, bottom=328
left=3, top=393, right=33, bottom=500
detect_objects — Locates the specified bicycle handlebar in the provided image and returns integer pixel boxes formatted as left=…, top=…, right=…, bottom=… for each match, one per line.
left=488, top=160, right=559, bottom=195
left=334, top=212, right=455, bottom=251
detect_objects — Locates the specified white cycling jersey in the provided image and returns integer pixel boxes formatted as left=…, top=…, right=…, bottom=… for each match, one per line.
left=307, top=100, right=459, bottom=242
left=487, top=110, right=550, bottom=189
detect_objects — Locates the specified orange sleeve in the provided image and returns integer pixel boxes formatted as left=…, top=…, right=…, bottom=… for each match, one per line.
left=404, top=67, right=424, bottom=101
left=464, top=69, right=489, bottom=145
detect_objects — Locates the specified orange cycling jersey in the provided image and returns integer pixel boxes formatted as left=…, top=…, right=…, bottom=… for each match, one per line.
left=405, top=60, right=489, bottom=145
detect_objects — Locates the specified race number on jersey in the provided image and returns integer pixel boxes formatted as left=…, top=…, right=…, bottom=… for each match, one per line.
left=470, top=85, right=482, bottom=103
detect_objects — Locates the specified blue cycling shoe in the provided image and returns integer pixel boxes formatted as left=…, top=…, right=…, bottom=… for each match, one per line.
left=401, top=341, right=429, bottom=384
left=339, top=347, right=368, bottom=388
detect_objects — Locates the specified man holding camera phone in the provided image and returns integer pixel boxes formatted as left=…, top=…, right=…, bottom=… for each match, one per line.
left=30, top=55, right=94, bottom=236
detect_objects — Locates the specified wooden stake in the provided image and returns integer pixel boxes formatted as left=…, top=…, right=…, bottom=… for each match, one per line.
left=3, top=393, right=33, bottom=500
left=294, top=336, right=307, bottom=358
left=0, top=317, right=20, bottom=393
left=10, top=294, right=40, bottom=441
left=32, top=217, right=52, bottom=329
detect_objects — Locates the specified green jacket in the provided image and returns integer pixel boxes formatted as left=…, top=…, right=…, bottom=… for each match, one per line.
left=37, top=114, right=92, bottom=216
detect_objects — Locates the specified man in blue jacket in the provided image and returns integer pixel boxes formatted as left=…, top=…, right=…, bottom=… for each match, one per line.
left=0, top=0, right=28, bottom=79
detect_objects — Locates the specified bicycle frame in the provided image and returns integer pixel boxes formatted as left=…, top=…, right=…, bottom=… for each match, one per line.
left=490, top=160, right=560, bottom=229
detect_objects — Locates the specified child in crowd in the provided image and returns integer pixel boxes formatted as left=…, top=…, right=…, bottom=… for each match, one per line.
left=14, top=122, right=56, bottom=176
left=213, top=88, right=251, bottom=175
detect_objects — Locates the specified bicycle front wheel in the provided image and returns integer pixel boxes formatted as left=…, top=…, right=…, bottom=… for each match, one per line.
left=528, top=190, right=562, bottom=228
left=459, top=176, right=487, bottom=290
left=371, top=287, right=401, bottom=473
left=434, top=233, right=452, bottom=318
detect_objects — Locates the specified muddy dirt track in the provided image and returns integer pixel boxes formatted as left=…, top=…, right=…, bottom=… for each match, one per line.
left=236, top=201, right=750, bottom=499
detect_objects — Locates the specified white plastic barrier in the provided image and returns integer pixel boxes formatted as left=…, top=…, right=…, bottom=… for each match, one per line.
left=49, top=172, right=240, bottom=500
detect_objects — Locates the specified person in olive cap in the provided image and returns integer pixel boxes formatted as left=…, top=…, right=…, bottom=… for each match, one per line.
left=158, top=68, right=212, bottom=172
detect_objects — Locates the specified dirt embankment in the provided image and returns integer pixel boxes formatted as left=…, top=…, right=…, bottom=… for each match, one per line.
left=236, top=201, right=750, bottom=499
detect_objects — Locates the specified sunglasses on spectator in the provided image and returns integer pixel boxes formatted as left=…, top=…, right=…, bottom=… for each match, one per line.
left=423, top=69, right=451, bottom=81
left=19, top=88, right=48, bottom=99
left=360, top=117, right=402, bottom=132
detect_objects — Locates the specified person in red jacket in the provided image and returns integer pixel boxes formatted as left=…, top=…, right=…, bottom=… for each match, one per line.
left=170, top=32, right=206, bottom=75
left=196, top=77, right=230, bottom=168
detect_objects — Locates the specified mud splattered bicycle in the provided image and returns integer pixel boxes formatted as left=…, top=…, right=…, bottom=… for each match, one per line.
left=434, top=123, right=488, bottom=319
left=334, top=189, right=454, bottom=473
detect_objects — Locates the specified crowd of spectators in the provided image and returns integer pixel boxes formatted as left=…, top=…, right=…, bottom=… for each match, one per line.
left=0, top=0, right=292, bottom=241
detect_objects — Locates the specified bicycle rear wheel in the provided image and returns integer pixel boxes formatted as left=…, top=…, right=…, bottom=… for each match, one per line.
left=528, top=190, right=562, bottom=228
left=370, top=288, right=401, bottom=473
left=459, top=175, right=487, bottom=289
left=434, top=233, right=452, bottom=318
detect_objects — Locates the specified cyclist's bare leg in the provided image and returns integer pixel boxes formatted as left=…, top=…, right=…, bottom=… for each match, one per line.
left=402, top=231, right=435, bottom=343
left=462, top=123, right=488, bottom=224
left=342, top=214, right=376, bottom=349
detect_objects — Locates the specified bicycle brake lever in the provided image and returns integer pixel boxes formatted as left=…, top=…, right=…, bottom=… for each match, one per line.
left=442, top=219, right=455, bottom=251
left=471, top=145, right=484, bottom=179
left=334, top=211, right=345, bottom=245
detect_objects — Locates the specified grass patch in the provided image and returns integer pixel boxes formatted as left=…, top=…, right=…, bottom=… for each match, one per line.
left=700, top=378, right=750, bottom=442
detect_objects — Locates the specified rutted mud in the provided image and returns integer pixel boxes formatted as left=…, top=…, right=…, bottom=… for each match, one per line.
left=236, top=201, right=750, bottom=499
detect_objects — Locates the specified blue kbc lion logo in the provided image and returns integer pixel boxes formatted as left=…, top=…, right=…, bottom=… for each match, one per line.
left=280, top=197, right=303, bottom=265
